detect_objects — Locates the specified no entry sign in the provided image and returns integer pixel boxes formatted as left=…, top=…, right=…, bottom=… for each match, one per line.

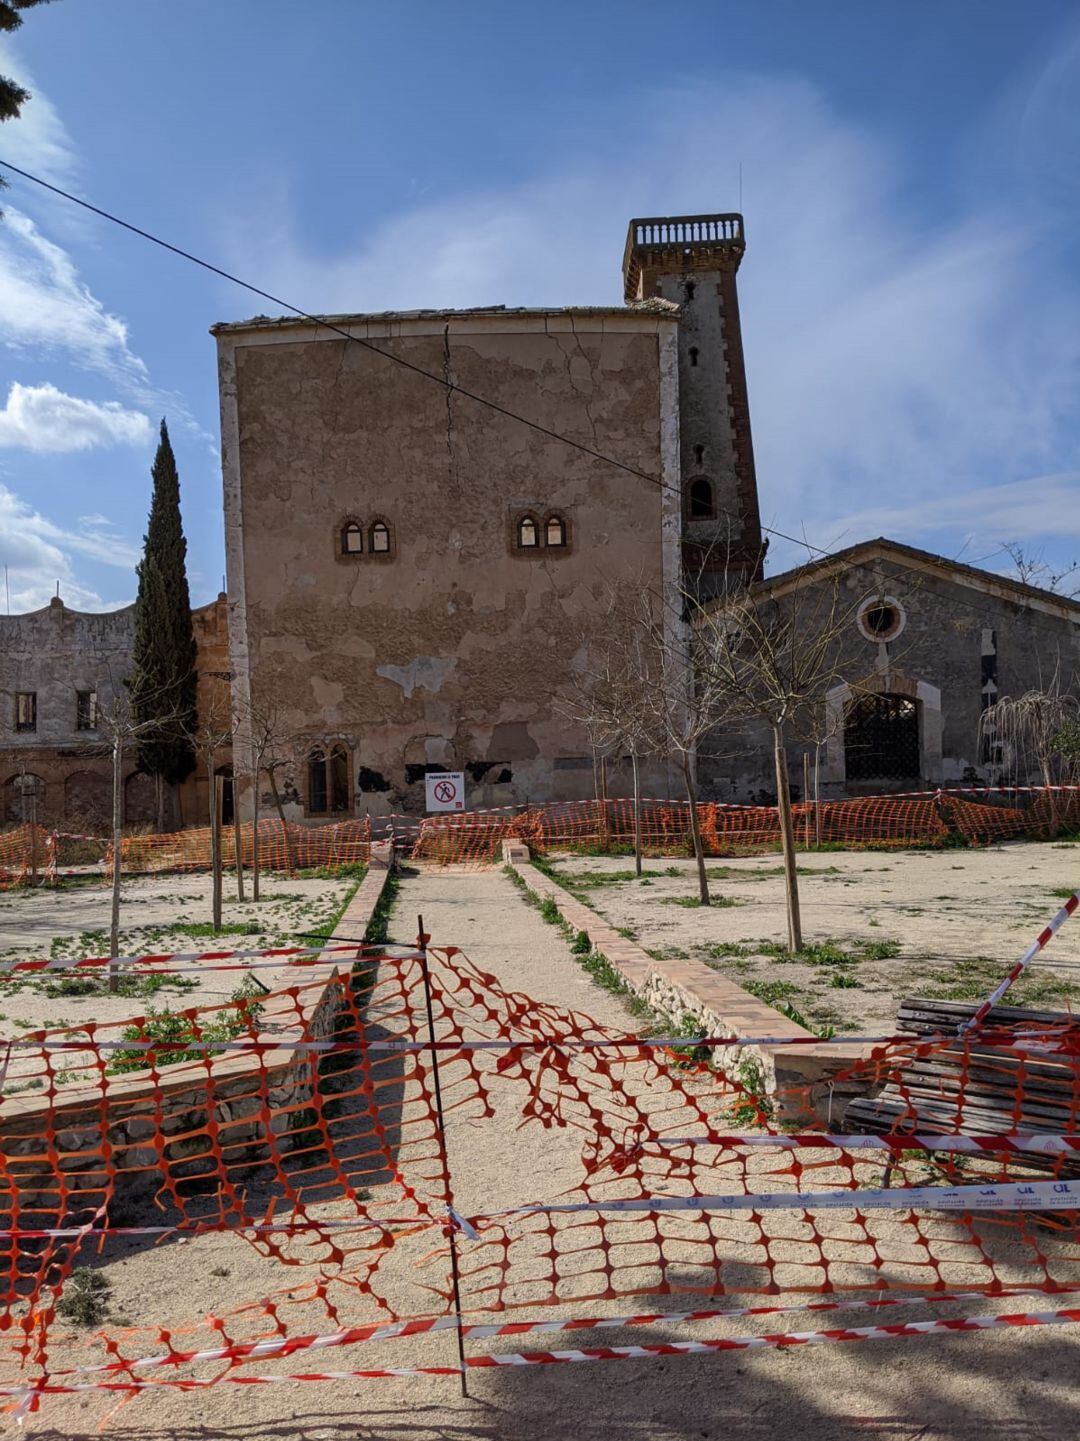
left=425, top=771, right=465, bottom=813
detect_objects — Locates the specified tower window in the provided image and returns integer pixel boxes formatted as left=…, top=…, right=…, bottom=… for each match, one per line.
left=693, top=444, right=705, bottom=466
left=684, top=281, right=696, bottom=301
left=545, top=514, right=567, bottom=548
left=689, top=347, right=699, bottom=367
left=340, top=521, right=363, bottom=555
left=369, top=520, right=391, bottom=555
left=516, top=514, right=539, bottom=550
left=689, top=478, right=714, bottom=519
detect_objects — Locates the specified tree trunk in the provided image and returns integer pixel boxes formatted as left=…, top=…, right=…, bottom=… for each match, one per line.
left=251, top=767, right=261, bottom=902
left=233, top=776, right=245, bottom=902
left=814, top=742, right=823, bottom=848
left=109, top=734, right=123, bottom=993
left=631, top=749, right=643, bottom=877
left=681, top=752, right=710, bottom=906
left=773, top=723, right=802, bottom=952
left=267, top=770, right=296, bottom=876
left=154, top=771, right=165, bottom=835
left=209, top=765, right=223, bottom=932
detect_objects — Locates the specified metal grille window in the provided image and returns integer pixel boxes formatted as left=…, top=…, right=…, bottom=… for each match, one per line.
left=844, top=694, right=920, bottom=780
left=76, top=690, right=98, bottom=731
left=15, top=692, right=36, bottom=733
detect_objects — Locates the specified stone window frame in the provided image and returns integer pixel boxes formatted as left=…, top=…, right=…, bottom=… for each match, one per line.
left=306, top=743, right=352, bottom=817
left=14, top=692, right=36, bottom=733
left=75, top=689, right=98, bottom=732
left=511, top=509, right=573, bottom=557
left=367, top=517, right=395, bottom=561
left=856, top=592, right=907, bottom=644
left=337, top=516, right=364, bottom=561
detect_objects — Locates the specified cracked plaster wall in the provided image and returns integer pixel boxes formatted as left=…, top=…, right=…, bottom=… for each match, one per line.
left=221, top=315, right=681, bottom=816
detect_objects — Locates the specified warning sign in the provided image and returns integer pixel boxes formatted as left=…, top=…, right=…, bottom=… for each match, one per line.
left=425, top=771, right=465, bottom=813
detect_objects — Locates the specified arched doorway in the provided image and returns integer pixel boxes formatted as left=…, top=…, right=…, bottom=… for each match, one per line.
left=5, top=773, right=45, bottom=824
left=843, top=693, right=920, bottom=782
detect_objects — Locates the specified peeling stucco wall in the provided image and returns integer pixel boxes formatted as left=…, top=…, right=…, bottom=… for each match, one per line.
left=217, top=310, right=682, bottom=816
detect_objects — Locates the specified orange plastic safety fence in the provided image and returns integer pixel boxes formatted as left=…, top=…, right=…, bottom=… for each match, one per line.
left=1, top=944, right=1078, bottom=1418
left=410, top=787, right=1080, bottom=865
left=0, top=827, right=52, bottom=890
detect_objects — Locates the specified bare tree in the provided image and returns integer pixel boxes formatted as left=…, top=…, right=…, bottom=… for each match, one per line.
left=244, top=696, right=302, bottom=884
left=556, top=612, right=664, bottom=876
left=1002, top=542, right=1080, bottom=600
left=980, top=671, right=1080, bottom=833
left=94, top=678, right=184, bottom=991
left=694, top=567, right=859, bottom=950
left=185, top=699, right=233, bottom=932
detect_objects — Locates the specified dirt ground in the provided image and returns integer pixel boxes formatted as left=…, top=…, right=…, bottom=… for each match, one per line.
left=0, top=872, right=356, bottom=1087
left=8, top=864, right=1078, bottom=1440
left=542, top=840, right=1080, bottom=1036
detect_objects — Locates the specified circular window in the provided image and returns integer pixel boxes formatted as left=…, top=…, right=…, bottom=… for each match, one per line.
left=857, top=594, right=905, bottom=643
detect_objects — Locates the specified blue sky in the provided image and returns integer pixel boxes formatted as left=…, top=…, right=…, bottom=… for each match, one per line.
left=0, top=0, right=1078, bottom=611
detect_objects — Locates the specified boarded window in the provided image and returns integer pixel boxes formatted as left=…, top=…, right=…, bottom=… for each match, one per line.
left=308, top=750, right=328, bottom=813
left=369, top=521, right=390, bottom=554
left=844, top=694, right=920, bottom=781
left=517, top=515, right=539, bottom=549
left=76, top=690, right=98, bottom=731
left=329, top=745, right=350, bottom=813
left=15, top=692, right=36, bottom=732
left=341, top=522, right=363, bottom=555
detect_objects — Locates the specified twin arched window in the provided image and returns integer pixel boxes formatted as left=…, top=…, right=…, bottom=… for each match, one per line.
left=516, top=512, right=568, bottom=553
left=339, top=519, right=393, bottom=559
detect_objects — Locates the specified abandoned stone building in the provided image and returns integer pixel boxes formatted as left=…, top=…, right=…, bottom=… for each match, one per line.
left=214, top=215, right=765, bottom=819
left=0, top=594, right=230, bottom=829
left=5, top=210, right=1077, bottom=830
left=697, top=537, right=1080, bottom=802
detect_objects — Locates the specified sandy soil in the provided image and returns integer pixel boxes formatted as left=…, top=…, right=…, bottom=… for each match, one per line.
left=543, top=841, right=1080, bottom=1035
left=7, top=865, right=1080, bottom=1440
left=0, top=872, right=355, bottom=1087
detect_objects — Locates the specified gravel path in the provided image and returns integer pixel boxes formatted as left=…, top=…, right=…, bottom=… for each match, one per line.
left=14, top=864, right=1080, bottom=1440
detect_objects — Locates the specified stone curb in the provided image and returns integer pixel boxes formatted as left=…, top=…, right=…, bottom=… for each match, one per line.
left=503, top=842, right=873, bottom=1113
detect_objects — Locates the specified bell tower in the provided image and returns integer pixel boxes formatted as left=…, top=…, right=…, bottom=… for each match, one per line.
left=623, top=213, right=764, bottom=590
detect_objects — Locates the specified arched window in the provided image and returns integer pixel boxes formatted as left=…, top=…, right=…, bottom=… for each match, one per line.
left=689, top=346, right=699, bottom=367
left=307, top=749, right=328, bottom=814
left=689, top=477, right=714, bottom=519
left=693, top=443, right=705, bottom=466
left=341, top=521, right=363, bottom=556
left=369, top=520, right=391, bottom=555
left=308, top=745, right=351, bottom=815
left=545, top=514, right=567, bottom=548
left=517, top=515, right=539, bottom=550
left=684, top=281, right=696, bottom=301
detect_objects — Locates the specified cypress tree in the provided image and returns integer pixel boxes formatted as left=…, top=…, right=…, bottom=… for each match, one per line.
left=130, top=420, right=198, bottom=819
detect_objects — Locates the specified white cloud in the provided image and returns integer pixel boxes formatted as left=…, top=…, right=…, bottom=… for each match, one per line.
left=0, top=381, right=150, bottom=451
left=0, top=482, right=136, bottom=613
left=224, top=69, right=1080, bottom=572
left=0, top=208, right=148, bottom=385
left=0, top=41, right=76, bottom=187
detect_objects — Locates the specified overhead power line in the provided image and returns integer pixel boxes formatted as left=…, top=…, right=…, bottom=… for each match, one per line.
left=0, top=157, right=1056, bottom=621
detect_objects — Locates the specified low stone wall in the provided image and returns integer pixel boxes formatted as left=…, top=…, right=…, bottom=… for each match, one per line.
left=0, top=846, right=393, bottom=1222
left=504, top=844, right=872, bottom=1116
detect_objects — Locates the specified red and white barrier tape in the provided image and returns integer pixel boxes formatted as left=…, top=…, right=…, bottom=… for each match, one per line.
left=961, top=888, right=1080, bottom=1032
left=58, top=1288, right=1048, bottom=1379
left=8, top=1306, right=1080, bottom=1401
